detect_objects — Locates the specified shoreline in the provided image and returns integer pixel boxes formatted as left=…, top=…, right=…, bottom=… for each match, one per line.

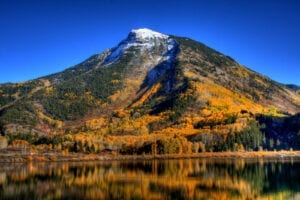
left=1, top=151, right=300, bottom=163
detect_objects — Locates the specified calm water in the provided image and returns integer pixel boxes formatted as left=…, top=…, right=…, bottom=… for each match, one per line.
left=0, top=158, right=300, bottom=200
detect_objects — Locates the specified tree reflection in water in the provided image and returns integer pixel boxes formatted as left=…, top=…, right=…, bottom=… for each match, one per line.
left=0, top=158, right=300, bottom=199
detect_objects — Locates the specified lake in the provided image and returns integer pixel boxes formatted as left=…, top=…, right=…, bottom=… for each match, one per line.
left=0, top=158, right=299, bottom=199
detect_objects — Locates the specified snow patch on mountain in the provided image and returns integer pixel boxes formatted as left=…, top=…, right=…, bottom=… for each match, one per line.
left=102, top=28, right=180, bottom=91
left=144, top=39, right=179, bottom=88
left=103, top=28, right=170, bottom=65
left=131, top=28, right=168, bottom=40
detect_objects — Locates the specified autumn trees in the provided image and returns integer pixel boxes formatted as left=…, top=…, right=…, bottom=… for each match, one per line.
left=2, top=113, right=299, bottom=154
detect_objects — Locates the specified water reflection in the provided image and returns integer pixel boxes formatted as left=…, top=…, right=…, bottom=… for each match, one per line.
left=0, top=158, right=300, bottom=199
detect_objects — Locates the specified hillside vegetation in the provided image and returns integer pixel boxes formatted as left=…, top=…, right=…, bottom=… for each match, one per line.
left=0, top=29, right=299, bottom=154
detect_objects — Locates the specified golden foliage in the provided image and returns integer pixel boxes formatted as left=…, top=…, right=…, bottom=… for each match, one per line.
left=12, top=139, right=29, bottom=148
left=111, top=79, right=120, bottom=84
left=108, top=90, right=121, bottom=102
left=37, top=110, right=63, bottom=129
left=45, top=86, right=53, bottom=94
left=194, top=80, right=263, bottom=114
left=132, top=83, right=161, bottom=107
left=85, top=117, right=106, bottom=130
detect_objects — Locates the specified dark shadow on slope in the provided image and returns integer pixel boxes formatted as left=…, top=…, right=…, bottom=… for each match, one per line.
left=149, top=79, right=189, bottom=115
left=186, top=112, right=300, bottom=152
left=256, top=113, right=300, bottom=150
left=129, top=41, right=180, bottom=108
left=139, top=40, right=179, bottom=91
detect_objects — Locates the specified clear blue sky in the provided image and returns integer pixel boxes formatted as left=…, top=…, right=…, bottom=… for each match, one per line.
left=0, top=0, right=299, bottom=85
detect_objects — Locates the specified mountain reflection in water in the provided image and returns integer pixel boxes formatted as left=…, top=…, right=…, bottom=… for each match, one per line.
left=0, top=158, right=300, bottom=199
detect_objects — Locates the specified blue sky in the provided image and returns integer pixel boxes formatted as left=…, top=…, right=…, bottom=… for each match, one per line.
left=0, top=0, right=299, bottom=85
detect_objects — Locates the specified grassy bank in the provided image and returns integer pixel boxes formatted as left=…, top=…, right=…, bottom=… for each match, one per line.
left=1, top=150, right=300, bottom=163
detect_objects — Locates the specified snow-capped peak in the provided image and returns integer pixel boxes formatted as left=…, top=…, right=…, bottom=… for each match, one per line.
left=103, top=28, right=173, bottom=65
left=130, top=28, right=168, bottom=40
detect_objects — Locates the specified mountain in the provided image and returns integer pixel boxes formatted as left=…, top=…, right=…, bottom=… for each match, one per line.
left=0, top=28, right=299, bottom=153
left=286, top=84, right=300, bottom=92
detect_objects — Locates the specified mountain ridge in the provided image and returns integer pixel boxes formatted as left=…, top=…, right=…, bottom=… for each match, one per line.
left=0, top=28, right=299, bottom=153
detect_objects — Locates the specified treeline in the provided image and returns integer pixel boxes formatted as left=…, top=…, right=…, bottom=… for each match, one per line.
left=4, top=117, right=300, bottom=154
left=192, top=119, right=300, bottom=152
left=194, top=113, right=238, bottom=129
left=6, top=132, right=193, bottom=155
left=189, top=121, right=264, bottom=152
left=120, top=135, right=192, bottom=155
left=257, top=114, right=300, bottom=150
